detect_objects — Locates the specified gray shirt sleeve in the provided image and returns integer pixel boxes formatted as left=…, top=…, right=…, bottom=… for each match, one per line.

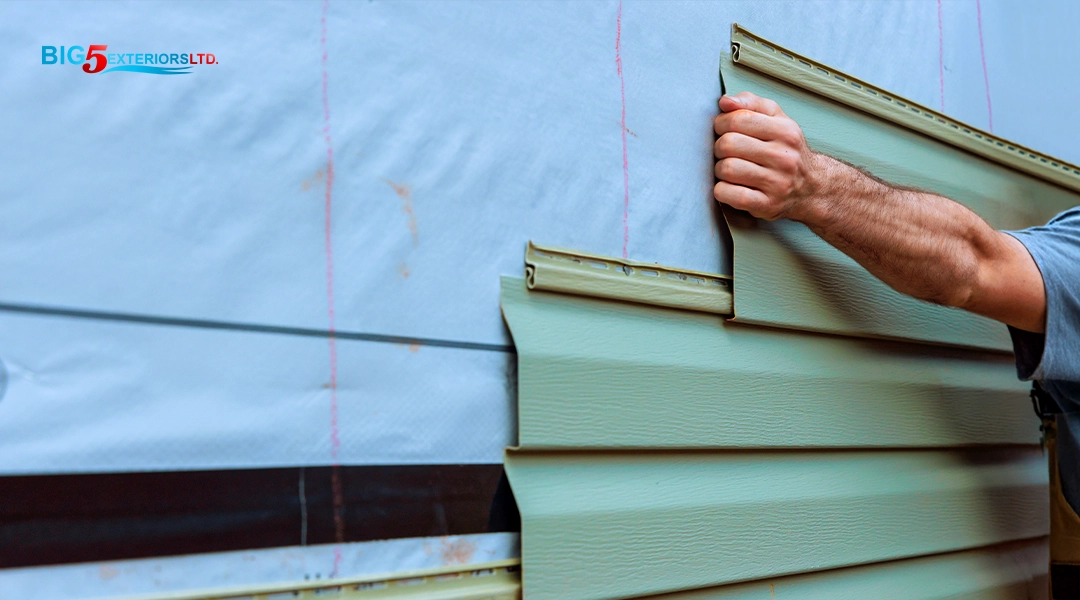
left=1004, top=206, right=1080, bottom=383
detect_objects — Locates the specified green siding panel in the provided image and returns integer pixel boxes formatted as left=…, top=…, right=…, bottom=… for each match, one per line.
left=721, top=54, right=1078, bottom=352
left=505, top=449, right=1047, bottom=600
left=652, top=539, right=1046, bottom=600
left=501, top=277, right=1037, bottom=449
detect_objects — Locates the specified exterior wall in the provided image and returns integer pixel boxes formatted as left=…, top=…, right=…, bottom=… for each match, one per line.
left=500, top=25, right=1075, bottom=598
left=3, top=0, right=1079, bottom=594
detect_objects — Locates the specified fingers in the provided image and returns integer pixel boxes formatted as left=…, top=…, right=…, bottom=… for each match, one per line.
left=713, top=109, right=791, bottom=142
left=714, top=156, right=775, bottom=190
left=719, top=92, right=783, bottom=116
left=712, top=181, right=775, bottom=218
left=714, top=131, right=772, bottom=164
left=715, top=131, right=803, bottom=179
left=711, top=92, right=807, bottom=221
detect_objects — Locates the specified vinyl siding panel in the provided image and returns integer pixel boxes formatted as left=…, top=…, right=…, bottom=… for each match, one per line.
left=720, top=53, right=1078, bottom=352
left=501, top=278, right=1036, bottom=450
left=505, top=449, right=1046, bottom=600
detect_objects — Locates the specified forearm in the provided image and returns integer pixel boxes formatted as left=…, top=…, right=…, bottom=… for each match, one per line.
left=792, top=153, right=1001, bottom=309
left=713, top=92, right=1046, bottom=332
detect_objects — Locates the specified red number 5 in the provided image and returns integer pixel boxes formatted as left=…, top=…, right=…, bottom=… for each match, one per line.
left=83, top=45, right=108, bottom=73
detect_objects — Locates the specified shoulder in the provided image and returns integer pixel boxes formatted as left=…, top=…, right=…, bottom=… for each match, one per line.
left=1046, top=206, right=1080, bottom=228
left=1007, top=207, right=1080, bottom=264
left=1004, top=207, right=1080, bottom=383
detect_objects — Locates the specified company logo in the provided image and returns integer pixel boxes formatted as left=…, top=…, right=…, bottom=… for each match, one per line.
left=41, top=45, right=218, bottom=75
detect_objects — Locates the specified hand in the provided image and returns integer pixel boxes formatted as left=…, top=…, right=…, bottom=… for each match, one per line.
left=713, top=92, right=822, bottom=221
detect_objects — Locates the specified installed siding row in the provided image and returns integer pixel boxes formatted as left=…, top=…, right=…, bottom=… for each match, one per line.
left=502, top=280, right=1046, bottom=600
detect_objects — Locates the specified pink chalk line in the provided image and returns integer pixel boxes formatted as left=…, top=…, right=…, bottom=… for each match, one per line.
left=616, top=0, right=629, bottom=259
left=319, top=0, right=347, bottom=571
left=975, top=0, right=993, bottom=132
left=937, top=0, right=945, bottom=112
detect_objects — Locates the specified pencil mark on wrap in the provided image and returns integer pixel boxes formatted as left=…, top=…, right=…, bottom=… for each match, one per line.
left=332, top=546, right=343, bottom=582
left=319, top=0, right=347, bottom=562
left=975, top=0, right=993, bottom=132
left=0, top=359, right=6, bottom=404
left=383, top=179, right=418, bottom=246
left=936, top=0, right=945, bottom=112
left=302, top=169, right=325, bottom=192
left=320, top=0, right=338, bottom=464
left=616, top=0, right=629, bottom=259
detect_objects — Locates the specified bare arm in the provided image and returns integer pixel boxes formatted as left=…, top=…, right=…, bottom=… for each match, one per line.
left=713, top=92, right=1046, bottom=333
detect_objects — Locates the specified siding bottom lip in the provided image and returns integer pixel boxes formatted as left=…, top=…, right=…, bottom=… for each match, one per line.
left=636, top=537, right=1048, bottom=599
left=507, top=444, right=1046, bottom=455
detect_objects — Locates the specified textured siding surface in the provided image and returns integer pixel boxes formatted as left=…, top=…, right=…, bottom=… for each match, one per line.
left=653, top=539, right=1047, bottom=599
left=501, top=279, right=1048, bottom=600
left=721, top=54, right=1078, bottom=352
left=501, top=278, right=1036, bottom=450
left=506, top=448, right=1045, bottom=600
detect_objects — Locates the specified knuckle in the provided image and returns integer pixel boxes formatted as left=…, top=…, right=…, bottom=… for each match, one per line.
left=730, top=111, right=749, bottom=131
left=756, top=197, right=783, bottom=220
left=775, top=148, right=799, bottom=172
left=717, top=134, right=736, bottom=156
left=717, top=159, right=730, bottom=179
left=714, top=184, right=740, bottom=207
left=718, top=159, right=737, bottom=180
left=773, top=176, right=795, bottom=198
left=780, top=120, right=803, bottom=146
left=715, top=115, right=734, bottom=135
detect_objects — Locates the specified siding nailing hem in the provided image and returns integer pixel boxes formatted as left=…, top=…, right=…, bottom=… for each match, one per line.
left=525, top=241, right=733, bottom=315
